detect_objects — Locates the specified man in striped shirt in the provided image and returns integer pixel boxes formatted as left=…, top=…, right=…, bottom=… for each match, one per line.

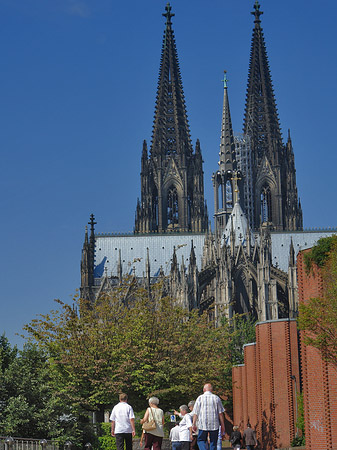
left=192, top=384, right=225, bottom=450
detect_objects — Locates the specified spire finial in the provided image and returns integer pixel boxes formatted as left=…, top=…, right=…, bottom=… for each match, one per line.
left=222, top=70, right=229, bottom=89
left=252, top=1, right=263, bottom=25
left=163, top=3, right=174, bottom=27
left=88, top=213, right=97, bottom=233
left=232, top=170, right=242, bottom=204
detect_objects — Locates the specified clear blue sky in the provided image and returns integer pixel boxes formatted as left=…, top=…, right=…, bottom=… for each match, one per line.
left=1, top=0, right=337, bottom=347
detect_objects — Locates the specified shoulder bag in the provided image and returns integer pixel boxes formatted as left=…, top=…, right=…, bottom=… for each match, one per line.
left=142, top=407, right=157, bottom=431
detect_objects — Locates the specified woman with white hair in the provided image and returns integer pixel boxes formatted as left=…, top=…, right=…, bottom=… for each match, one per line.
left=178, top=405, right=193, bottom=450
left=140, top=397, right=165, bottom=450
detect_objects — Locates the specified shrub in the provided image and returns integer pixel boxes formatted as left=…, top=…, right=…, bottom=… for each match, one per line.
left=98, top=422, right=117, bottom=450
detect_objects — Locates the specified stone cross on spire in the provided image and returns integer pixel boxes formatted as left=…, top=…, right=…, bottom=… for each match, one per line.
left=163, top=2, right=175, bottom=26
left=252, top=1, right=263, bottom=24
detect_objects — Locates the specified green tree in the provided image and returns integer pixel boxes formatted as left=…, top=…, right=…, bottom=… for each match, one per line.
left=0, top=337, right=94, bottom=445
left=24, top=279, right=234, bottom=413
left=224, top=313, right=257, bottom=365
left=299, top=235, right=337, bottom=368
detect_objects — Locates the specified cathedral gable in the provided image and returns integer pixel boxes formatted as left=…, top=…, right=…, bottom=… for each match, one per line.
left=256, top=156, right=277, bottom=188
left=163, top=156, right=183, bottom=190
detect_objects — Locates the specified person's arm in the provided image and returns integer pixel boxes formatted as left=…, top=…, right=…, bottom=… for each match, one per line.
left=192, top=399, right=199, bottom=432
left=130, top=418, right=136, bottom=437
left=162, top=412, right=165, bottom=426
left=254, top=430, right=257, bottom=445
left=192, top=413, right=198, bottom=432
left=219, top=412, right=225, bottom=436
left=111, top=420, right=115, bottom=437
left=140, top=431, right=144, bottom=447
left=140, top=408, right=149, bottom=424
left=189, top=426, right=193, bottom=441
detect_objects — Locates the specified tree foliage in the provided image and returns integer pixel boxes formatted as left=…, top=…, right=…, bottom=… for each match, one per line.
left=0, top=335, right=97, bottom=444
left=299, top=235, right=337, bottom=368
left=303, top=235, right=337, bottom=273
left=24, top=279, right=236, bottom=412
left=224, top=313, right=256, bottom=366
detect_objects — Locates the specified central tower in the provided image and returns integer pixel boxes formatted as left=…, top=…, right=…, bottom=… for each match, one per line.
left=135, top=3, right=208, bottom=234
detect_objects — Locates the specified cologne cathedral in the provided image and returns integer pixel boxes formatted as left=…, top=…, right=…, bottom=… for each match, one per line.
left=80, top=2, right=332, bottom=323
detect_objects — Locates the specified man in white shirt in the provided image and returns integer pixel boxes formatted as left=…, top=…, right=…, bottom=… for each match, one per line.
left=192, top=384, right=225, bottom=450
left=110, top=393, right=136, bottom=450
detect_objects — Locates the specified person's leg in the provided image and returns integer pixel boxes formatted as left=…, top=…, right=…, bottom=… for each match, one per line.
left=180, top=442, right=190, bottom=450
left=115, top=434, right=124, bottom=450
left=197, top=430, right=208, bottom=450
left=190, top=436, right=199, bottom=450
left=124, top=433, right=133, bottom=450
left=216, top=432, right=222, bottom=450
left=144, top=432, right=153, bottom=450
left=208, top=430, right=218, bottom=450
left=172, top=442, right=181, bottom=450
left=151, top=435, right=163, bottom=450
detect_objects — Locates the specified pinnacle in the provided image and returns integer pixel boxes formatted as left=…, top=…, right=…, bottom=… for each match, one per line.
left=252, top=1, right=263, bottom=25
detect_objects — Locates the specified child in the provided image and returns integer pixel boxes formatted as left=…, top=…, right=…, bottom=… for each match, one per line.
left=170, top=422, right=181, bottom=450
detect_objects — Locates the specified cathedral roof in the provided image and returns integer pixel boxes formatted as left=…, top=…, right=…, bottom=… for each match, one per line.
left=94, top=233, right=206, bottom=278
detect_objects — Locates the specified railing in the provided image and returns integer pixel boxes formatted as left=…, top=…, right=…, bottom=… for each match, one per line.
left=0, top=438, right=59, bottom=450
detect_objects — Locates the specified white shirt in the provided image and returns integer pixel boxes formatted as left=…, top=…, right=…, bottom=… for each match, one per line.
left=110, top=401, right=135, bottom=434
left=179, top=413, right=192, bottom=442
left=192, top=391, right=224, bottom=431
left=170, top=425, right=180, bottom=442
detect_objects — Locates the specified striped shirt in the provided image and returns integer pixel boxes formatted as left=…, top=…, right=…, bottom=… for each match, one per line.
left=192, top=391, right=224, bottom=431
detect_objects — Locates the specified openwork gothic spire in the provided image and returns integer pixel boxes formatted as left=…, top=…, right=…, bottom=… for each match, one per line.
left=151, top=2, right=192, bottom=157
left=243, top=1, right=282, bottom=167
left=135, top=4, right=208, bottom=234
left=241, top=2, right=302, bottom=231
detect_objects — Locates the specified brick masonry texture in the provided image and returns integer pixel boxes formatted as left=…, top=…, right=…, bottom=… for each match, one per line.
left=232, top=319, right=300, bottom=450
left=297, top=250, right=337, bottom=450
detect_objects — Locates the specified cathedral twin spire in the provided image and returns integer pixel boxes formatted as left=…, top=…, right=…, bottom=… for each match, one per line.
left=135, top=3, right=208, bottom=234
left=135, top=1, right=302, bottom=236
left=151, top=3, right=192, bottom=158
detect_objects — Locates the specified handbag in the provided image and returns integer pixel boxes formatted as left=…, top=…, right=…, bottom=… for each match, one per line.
left=142, top=407, right=157, bottom=431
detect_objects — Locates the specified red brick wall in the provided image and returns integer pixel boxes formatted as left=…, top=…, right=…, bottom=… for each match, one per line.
left=244, top=343, right=258, bottom=429
left=232, top=364, right=245, bottom=429
left=232, top=319, right=299, bottom=450
left=298, top=250, right=337, bottom=450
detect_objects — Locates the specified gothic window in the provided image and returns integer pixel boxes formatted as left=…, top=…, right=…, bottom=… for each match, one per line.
left=226, top=180, right=233, bottom=208
left=167, top=186, right=179, bottom=225
left=261, top=185, right=272, bottom=223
